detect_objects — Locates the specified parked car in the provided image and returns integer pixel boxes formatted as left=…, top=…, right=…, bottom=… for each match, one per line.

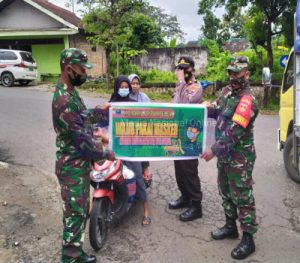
left=0, top=49, right=38, bottom=87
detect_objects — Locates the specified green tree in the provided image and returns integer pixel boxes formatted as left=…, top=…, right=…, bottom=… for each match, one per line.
left=127, top=13, right=164, bottom=50
left=198, top=0, right=296, bottom=70
left=80, top=0, right=182, bottom=76
left=81, top=0, right=153, bottom=76
left=200, top=10, right=221, bottom=41
left=199, top=7, right=246, bottom=49
left=142, top=4, right=185, bottom=40
left=221, top=7, right=247, bottom=39
left=243, top=9, right=266, bottom=64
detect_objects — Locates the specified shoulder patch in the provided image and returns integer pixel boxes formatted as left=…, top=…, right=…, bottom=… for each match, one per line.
left=187, top=84, right=199, bottom=94
left=232, top=95, right=253, bottom=128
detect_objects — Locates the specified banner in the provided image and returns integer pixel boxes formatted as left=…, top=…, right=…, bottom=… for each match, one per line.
left=109, top=103, right=207, bottom=161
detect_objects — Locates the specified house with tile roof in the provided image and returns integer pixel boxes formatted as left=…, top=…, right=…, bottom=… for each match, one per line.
left=0, top=0, right=107, bottom=80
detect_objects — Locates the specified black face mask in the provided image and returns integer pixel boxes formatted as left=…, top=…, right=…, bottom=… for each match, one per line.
left=68, top=68, right=87, bottom=86
left=229, top=76, right=246, bottom=90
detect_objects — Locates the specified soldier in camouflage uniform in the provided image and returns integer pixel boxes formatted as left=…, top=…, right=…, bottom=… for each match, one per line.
left=52, top=48, right=114, bottom=263
left=201, top=56, right=259, bottom=260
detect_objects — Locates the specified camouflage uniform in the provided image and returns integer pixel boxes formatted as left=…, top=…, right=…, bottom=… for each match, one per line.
left=208, top=58, right=259, bottom=235
left=52, top=48, right=111, bottom=263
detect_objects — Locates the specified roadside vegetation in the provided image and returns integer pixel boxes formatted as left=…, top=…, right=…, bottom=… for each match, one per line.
left=65, top=0, right=296, bottom=113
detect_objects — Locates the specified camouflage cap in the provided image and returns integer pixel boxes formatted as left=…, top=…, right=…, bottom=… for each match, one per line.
left=60, top=48, right=93, bottom=69
left=227, top=56, right=249, bottom=73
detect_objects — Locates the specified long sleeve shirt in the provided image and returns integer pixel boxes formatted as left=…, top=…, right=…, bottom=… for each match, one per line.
left=173, top=80, right=203, bottom=104
left=208, top=86, right=259, bottom=163
left=52, top=82, right=110, bottom=170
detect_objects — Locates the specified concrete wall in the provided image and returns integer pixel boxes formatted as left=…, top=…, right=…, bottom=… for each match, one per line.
left=134, top=47, right=208, bottom=75
left=0, top=0, right=64, bottom=29
left=223, top=40, right=250, bottom=54
left=69, top=34, right=107, bottom=78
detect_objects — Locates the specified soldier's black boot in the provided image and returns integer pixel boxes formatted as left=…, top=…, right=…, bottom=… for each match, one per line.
left=80, top=253, right=97, bottom=263
left=211, top=216, right=239, bottom=240
left=179, top=201, right=202, bottom=221
left=168, top=196, right=190, bottom=209
left=231, top=232, right=255, bottom=260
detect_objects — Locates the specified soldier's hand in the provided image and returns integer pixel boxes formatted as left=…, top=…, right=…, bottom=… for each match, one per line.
left=200, top=148, right=215, bottom=162
left=96, top=102, right=111, bottom=111
left=176, top=69, right=185, bottom=82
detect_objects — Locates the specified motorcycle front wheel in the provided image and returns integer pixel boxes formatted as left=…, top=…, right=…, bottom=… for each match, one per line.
left=89, top=197, right=111, bottom=251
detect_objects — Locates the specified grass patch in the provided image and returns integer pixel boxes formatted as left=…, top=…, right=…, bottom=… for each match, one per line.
left=203, top=93, right=217, bottom=102
left=147, top=91, right=172, bottom=102
left=260, top=96, right=280, bottom=114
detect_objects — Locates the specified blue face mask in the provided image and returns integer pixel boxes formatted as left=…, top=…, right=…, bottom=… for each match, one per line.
left=118, top=88, right=130, bottom=97
left=187, top=130, right=197, bottom=139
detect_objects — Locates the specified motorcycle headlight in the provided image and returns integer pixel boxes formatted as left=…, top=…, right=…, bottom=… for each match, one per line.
left=90, top=161, right=118, bottom=182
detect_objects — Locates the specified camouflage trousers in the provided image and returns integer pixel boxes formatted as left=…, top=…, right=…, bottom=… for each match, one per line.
left=217, top=159, right=258, bottom=235
left=56, top=162, right=90, bottom=263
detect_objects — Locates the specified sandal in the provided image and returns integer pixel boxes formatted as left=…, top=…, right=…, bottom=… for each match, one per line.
left=142, top=216, right=151, bottom=226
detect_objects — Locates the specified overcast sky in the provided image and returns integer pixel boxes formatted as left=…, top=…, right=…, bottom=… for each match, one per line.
left=147, top=0, right=203, bottom=41
left=49, top=0, right=212, bottom=42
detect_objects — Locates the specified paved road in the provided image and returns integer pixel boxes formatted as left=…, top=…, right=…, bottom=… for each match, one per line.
left=1, top=87, right=300, bottom=263
left=0, top=86, right=104, bottom=175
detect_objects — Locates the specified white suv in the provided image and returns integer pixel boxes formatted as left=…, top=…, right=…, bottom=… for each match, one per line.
left=0, top=49, right=38, bottom=87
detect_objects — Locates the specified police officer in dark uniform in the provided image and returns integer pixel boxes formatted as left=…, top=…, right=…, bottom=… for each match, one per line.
left=168, top=56, right=203, bottom=221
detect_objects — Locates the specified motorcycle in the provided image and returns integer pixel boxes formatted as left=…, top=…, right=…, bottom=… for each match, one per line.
left=89, top=159, right=136, bottom=251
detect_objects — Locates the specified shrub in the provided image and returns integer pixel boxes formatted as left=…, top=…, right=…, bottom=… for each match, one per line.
left=139, top=68, right=176, bottom=83
left=80, top=81, right=113, bottom=93
left=199, top=38, right=290, bottom=85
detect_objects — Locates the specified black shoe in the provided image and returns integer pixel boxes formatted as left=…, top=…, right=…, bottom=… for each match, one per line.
left=168, top=196, right=190, bottom=210
left=179, top=205, right=202, bottom=222
left=231, top=232, right=255, bottom=260
left=211, top=216, right=239, bottom=240
left=80, top=253, right=97, bottom=263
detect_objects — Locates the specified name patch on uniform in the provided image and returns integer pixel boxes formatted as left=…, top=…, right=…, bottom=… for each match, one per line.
left=187, top=84, right=199, bottom=94
left=232, top=95, right=253, bottom=128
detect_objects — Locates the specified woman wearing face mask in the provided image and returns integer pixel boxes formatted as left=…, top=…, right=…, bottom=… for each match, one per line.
left=109, top=75, right=151, bottom=226
left=109, top=75, right=134, bottom=102
left=128, top=74, right=151, bottom=102
left=128, top=74, right=153, bottom=188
